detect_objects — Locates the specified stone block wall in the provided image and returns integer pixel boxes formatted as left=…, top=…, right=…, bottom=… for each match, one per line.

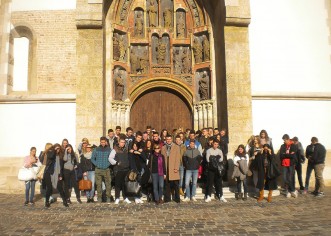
left=11, top=10, right=77, bottom=94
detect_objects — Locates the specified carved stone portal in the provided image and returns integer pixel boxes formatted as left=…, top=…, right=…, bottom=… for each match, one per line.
left=196, top=70, right=210, bottom=101
left=147, top=0, right=158, bottom=27
left=114, top=68, right=126, bottom=101
left=113, top=32, right=127, bottom=61
left=134, top=9, right=144, bottom=38
left=173, top=46, right=191, bottom=74
left=130, top=46, right=149, bottom=74
left=193, top=37, right=203, bottom=63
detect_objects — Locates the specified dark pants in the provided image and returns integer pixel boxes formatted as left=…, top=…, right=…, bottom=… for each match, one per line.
left=44, top=172, right=66, bottom=203
left=164, top=178, right=180, bottom=203
left=115, top=170, right=128, bottom=199
left=236, top=177, right=248, bottom=193
left=293, top=163, right=304, bottom=189
left=282, top=166, right=295, bottom=192
left=207, top=170, right=223, bottom=197
left=63, top=169, right=80, bottom=200
left=95, top=168, right=112, bottom=200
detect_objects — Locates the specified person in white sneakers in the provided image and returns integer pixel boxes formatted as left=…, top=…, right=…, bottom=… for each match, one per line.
left=182, top=140, right=202, bottom=202
left=109, top=137, right=131, bottom=204
left=205, top=140, right=227, bottom=203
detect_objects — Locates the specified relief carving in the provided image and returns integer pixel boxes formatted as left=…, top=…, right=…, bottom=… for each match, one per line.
left=113, top=33, right=127, bottom=61
left=202, top=35, right=210, bottom=61
left=114, top=69, right=125, bottom=101
left=163, top=8, right=172, bottom=28
left=120, top=0, right=132, bottom=23
left=173, top=48, right=182, bottom=74
left=176, top=11, right=186, bottom=38
left=182, top=48, right=191, bottom=74
left=147, top=0, right=158, bottom=27
left=157, top=40, right=167, bottom=64
left=187, top=0, right=200, bottom=26
left=198, top=71, right=210, bottom=100
left=130, top=46, right=149, bottom=74
left=135, top=10, right=144, bottom=38
left=193, top=37, right=203, bottom=63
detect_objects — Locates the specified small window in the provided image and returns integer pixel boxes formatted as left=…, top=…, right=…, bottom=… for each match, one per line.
left=13, top=37, right=29, bottom=91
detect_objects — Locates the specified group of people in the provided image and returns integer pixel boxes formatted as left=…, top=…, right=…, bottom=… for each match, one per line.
left=23, top=126, right=327, bottom=208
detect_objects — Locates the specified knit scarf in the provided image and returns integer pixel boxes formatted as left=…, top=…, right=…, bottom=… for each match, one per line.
left=51, top=155, right=61, bottom=189
left=84, top=151, right=92, bottom=160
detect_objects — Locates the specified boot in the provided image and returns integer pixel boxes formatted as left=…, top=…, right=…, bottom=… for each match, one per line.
left=267, top=190, right=273, bottom=202
left=243, top=193, right=247, bottom=201
left=257, top=190, right=264, bottom=202
left=235, top=192, right=239, bottom=200
left=63, top=200, right=69, bottom=207
left=179, top=188, right=185, bottom=196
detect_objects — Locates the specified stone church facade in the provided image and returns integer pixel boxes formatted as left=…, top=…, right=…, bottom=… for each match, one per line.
left=1, top=0, right=252, bottom=151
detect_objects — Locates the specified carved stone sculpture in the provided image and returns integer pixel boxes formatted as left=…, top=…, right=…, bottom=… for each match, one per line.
left=148, top=1, right=158, bottom=27
left=198, top=72, right=209, bottom=100
left=203, top=35, right=210, bottom=61
left=157, top=41, right=167, bottom=64
left=119, top=36, right=126, bottom=61
left=176, top=14, right=185, bottom=38
left=130, top=50, right=139, bottom=73
left=135, top=11, right=144, bottom=37
left=163, top=8, right=172, bottom=28
left=139, top=51, right=149, bottom=74
left=114, top=70, right=125, bottom=101
left=181, top=48, right=191, bottom=74
left=173, top=49, right=182, bottom=74
left=193, top=38, right=203, bottom=63
left=113, top=34, right=120, bottom=61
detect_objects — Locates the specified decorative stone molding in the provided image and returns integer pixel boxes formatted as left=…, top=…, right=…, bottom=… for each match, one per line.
left=194, top=99, right=215, bottom=130
left=111, top=101, right=131, bottom=128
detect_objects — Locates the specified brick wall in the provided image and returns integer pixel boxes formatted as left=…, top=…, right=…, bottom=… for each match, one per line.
left=11, top=10, right=77, bottom=94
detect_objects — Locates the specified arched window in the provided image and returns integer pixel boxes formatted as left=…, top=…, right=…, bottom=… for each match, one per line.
left=12, top=37, right=29, bottom=91
left=8, top=25, right=36, bottom=94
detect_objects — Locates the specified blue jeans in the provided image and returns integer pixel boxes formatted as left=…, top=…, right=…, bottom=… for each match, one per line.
left=25, top=180, right=36, bottom=202
left=152, top=173, right=164, bottom=201
left=236, top=177, right=248, bottom=193
left=185, top=169, right=198, bottom=198
left=85, top=171, right=95, bottom=198
left=282, top=166, right=295, bottom=192
left=304, top=164, right=314, bottom=190
left=179, top=165, right=184, bottom=189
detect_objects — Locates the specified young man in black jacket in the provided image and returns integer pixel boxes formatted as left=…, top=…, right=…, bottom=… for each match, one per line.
left=279, top=134, right=298, bottom=198
left=310, top=137, right=326, bottom=197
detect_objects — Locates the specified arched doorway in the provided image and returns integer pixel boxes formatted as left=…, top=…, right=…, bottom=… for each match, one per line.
left=130, top=88, right=193, bottom=132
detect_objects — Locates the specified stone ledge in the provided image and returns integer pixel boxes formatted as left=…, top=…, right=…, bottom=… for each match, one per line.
left=252, top=92, right=331, bottom=101
left=0, top=94, right=76, bottom=104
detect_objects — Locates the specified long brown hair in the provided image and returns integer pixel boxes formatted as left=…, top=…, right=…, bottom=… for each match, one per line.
left=260, top=129, right=270, bottom=142
left=234, top=144, right=246, bottom=157
left=53, top=143, right=64, bottom=159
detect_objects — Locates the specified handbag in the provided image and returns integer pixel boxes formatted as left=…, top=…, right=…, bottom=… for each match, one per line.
left=217, top=162, right=226, bottom=177
left=78, top=179, right=92, bottom=191
left=125, top=180, right=141, bottom=195
left=36, top=165, right=46, bottom=180
left=128, top=170, right=138, bottom=181
left=18, top=167, right=37, bottom=181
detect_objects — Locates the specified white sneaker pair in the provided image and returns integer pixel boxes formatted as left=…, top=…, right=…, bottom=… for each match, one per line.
left=205, top=196, right=211, bottom=203
left=191, top=197, right=197, bottom=202
left=286, top=192, right=291, bottom=198
left=220, top=196, right=227, bottom=203
left=182, top=197, right=190, bottom=202
left=135, top=198, right=144, bottom=204
left=291, top=191, right=298, bottom=198
left=115, top=198, right=132, bottom=204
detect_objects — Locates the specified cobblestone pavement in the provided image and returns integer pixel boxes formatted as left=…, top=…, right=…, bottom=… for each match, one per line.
left=1, top=188, right=331, bottom=235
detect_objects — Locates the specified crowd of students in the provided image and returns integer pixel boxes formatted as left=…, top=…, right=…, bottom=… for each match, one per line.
left=23, top=126, right=327, bottom=207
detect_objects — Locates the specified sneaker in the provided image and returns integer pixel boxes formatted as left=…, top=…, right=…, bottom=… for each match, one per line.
left=77, top=198, right=82, bottom=204
left=63, top=201, right=69, bottom=207
left=220, top=196, right=227, bottom=203
left=67, top=199, right=72, bottom=204
left=205, top=196, right=211, bottom=203
left=138, top=199, right=144, bottom=204
left=29, top=201, right=35, bottom=205
left=24, top=201, right=29, bottom=206
left=182, top=197, right=190, bottom=202
left=90, top=198, right=95, bottom=203
left=191, top=197, right=197, bottom=202
left=311, top=191, right=318, bottom=196
left=291, top=191, right=298, bottom=198
left=303, top=190, right=308, bottom=195
left=286, top=192, right=291, bottom=198
left=114, top=198, right=120, bottom=205
left=45, top=202, right=50, bottom=208
left=135, top=198, right=140, bottom=204
left=316, top=192, right=325, bottom=197
left=87, top=198, right=91, bottom=203
left=124, top=198, right=131, bottom=204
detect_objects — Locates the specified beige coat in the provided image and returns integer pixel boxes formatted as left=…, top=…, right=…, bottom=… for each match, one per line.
left=161, top=143, right=181, bottom=181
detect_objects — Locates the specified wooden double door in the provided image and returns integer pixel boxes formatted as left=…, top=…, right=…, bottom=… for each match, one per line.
left=130, top=89, right=193, bottom=133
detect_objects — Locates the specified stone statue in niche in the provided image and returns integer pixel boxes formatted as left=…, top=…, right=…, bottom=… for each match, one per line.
left=173, top=49, right=182, bottom=74
left=135, top=11, right=144, bottom=37
left=139, top=51, right=149, bottom=74
left=113, top=33, right=120, bottom=61
left=119, top=36, right=127, bottom=61
left=157, top=41, right=167, bottom=64
left=148, top=0, right=158, bottom=27
left=203, top=35, right=210, bottom=61
left=176, top=14, right=185, bottom=38
left=198, top=72, right=209, bottom=100
left=114, top=70, right=125, bottom=101
left=193, top=37, right=203, bottom=63
left=163, top=8, right=172, bottom=28
left=181, top=48, right=191, bottom=74
left=130, top=49, right=139, bottom=73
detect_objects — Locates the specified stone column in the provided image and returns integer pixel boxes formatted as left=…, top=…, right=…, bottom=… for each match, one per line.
left=0, top=0, right=12, bottom=95
left=207, top=101, right=213, bottom=127
left=202, top=102, right=208, bottom=128
left=198, top=104, right=203, bottom=130
left=125, top=104, right=130, bottom=128
left=194, top=104, right=199, bottom=131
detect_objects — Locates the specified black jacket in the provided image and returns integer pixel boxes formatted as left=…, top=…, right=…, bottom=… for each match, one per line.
left=149, top=152, right=166, bottom=174
left=312, top=143, right=326, bottom=165
left=255, top=151, right=279, bottom=191
left=80, top=154, right=95, bottom=172
left=183, top=148, right=202, bottom=170
left=44, top=149, right=64, bottom=177
left=279, top=143, right=298, bottom=166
